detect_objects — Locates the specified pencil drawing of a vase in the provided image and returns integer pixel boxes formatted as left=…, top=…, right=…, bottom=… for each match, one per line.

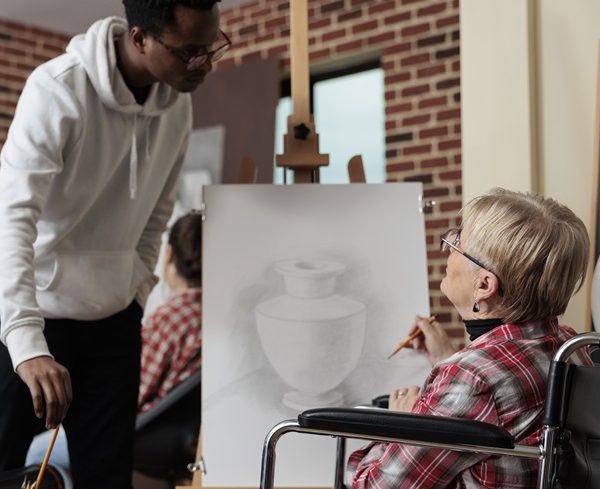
left=255, top=259, right=366, bottom=410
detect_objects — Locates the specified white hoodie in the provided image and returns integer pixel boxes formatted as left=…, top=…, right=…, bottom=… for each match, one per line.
left=0, top=17, right=192, bottom=370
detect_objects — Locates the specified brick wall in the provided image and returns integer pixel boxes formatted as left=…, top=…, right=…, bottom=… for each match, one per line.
left=0, top=0, right=464, bottom=346
left=219, top=0, right=464, bottom=346
left=0, top=20, right=70, bottom=147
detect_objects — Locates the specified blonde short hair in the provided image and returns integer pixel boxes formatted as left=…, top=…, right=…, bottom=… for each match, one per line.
left=462, top=188, right=589, bottom=324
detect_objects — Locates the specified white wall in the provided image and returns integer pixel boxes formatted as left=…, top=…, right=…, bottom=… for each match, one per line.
left=461, top=0, right=538, bottom=204
left=461, top=0, right=600, bottom=331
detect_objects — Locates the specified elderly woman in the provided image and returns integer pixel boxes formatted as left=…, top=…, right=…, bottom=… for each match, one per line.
left=348, top=188, right=592, bottom=489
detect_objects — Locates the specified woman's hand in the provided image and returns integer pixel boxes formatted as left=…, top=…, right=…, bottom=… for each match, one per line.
left=389, top=385, right=420, bottom=412
left=408, top=315, right=456, bottom=366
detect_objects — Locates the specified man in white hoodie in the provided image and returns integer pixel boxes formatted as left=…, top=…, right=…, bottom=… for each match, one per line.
left=0, top=1, right=227, bottom=487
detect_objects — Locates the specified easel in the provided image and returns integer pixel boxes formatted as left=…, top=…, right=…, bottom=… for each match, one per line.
left=275, top=0, right=330, bottom=183
left=179, top=2, right=363, bottom=488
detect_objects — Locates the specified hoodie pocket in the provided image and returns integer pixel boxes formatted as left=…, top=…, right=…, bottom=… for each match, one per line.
left=36, top=250, right=137, bottom=320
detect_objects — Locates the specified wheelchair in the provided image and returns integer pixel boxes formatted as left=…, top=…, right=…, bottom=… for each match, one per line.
left=260, top=332, right=600, bottom=489
left=133, top=368, right=201, bottom=488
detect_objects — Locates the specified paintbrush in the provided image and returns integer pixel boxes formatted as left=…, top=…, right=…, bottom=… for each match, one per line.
left=29, top=426, right=60, bottom=489
left=387, top=315, right=436, bottom=360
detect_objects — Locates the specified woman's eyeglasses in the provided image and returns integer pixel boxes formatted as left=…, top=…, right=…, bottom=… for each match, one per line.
left=155, top=29, right=232, bottom=71
left=440, top=228, right=492, bottom=273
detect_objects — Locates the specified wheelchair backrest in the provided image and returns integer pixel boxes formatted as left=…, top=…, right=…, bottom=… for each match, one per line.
left=543, top=333, right=600, bottom=489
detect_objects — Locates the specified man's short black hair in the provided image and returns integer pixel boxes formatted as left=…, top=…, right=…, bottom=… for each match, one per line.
left=122, top=0, right=220, bottom=37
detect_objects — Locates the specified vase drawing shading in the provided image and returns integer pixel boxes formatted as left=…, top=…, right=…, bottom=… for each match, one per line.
left=255, top=259, right=366, bottom=410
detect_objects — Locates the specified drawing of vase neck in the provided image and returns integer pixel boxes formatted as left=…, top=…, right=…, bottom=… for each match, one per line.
left=255, top=259, right=367, bottom=411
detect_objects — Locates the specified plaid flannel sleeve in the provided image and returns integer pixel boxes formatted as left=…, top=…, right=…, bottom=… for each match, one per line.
left=348, top=362, right=498, bottom=489
left=138, top=311, right=173, bottom=412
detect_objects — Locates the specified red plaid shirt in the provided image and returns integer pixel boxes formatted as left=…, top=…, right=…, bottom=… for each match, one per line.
left=349, top=319, right=592, bottom=489
left=138, top=288, right=202, bottom=413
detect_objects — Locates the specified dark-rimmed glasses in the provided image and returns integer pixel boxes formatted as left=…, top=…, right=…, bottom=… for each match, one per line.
left=155, top=29, right=232, bottom=71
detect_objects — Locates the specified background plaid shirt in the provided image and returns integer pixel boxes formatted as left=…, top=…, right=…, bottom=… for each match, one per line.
left=348, top=319, right=592, bottom=489
left=138, top=288, right=202, bottom=413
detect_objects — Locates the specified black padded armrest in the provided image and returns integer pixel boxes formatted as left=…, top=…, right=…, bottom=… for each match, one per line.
left=299, top=408, right=514, bottom=449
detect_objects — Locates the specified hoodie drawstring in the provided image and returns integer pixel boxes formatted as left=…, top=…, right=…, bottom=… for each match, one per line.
left=129, top=114, right=138, bottom=200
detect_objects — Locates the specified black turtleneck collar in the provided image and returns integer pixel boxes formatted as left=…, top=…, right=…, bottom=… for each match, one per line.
left=463, top=318, right=504, bottom=341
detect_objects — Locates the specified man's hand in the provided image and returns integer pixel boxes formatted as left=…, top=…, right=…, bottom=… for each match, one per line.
left=16, top=356, right=72, bottom=429
left=389, top=385, right=421, bottom=412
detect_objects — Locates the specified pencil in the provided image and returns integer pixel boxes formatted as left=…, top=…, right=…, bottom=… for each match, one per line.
left=30, top=426, right=60, bottom=489
left=387, top=315, right=436, bottom=360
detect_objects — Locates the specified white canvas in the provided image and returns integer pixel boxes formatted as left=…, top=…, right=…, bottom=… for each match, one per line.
left=203, top=183, right=431, bottom=487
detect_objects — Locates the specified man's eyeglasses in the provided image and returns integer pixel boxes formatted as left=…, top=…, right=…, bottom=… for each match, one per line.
left=440, top=228, right=492, bottom=273
left=155, top=29, right=232, bottom=71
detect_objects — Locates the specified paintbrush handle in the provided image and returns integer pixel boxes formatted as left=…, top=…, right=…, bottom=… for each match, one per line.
left=31, top=426, right=60, bottom=489
left=387, top=328, right=422, bottom=359
left=386, top=315, right=437, bottom=360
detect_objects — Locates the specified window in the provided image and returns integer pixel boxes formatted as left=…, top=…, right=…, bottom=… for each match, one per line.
left=274, top=64, right=386, bottom=184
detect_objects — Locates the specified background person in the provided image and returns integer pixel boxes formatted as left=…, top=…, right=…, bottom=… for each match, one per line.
left=349, top=188, right=593, bottom=489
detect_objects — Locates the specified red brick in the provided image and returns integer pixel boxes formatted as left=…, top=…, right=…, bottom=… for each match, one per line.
left=387, top=161, right=416, bottom=172
left=386, top=102, right=413, bottom=114
left=322, top=28, right=347, bottom=42
left=418, top=96, right=447, bottom=109
left=425, top=218, right=450, bottom=230
left=250, top=7, right=272, bottom=19
left=440, top=201, right=462, bottom=212
left=368, top=32, right=395, bottom=45
left=267, top=45, right=288, bottom=57
left=401, top=84, right=430, bottom=97
left=440, top=170, right=462, bottom=180
left=438, top=139, right=461, bottom=150
left=436, top=47, right=460, bottom=59
left=424, top=187, right=450, bottom=198
left=310, top=48, right=331, bottom=62
left=353, top=20, right=379, bottom=34
left=437, top=15, right=459, bottom=28
left=385, top=120, right=397, bottom=131
left=417, top=2, right=447, bottom=16
left=321, top=0, right=345, bottom=14
left=404, top=144, right=432, bottom=155
left=383, top=42, right=412, bottom=56
left=384, top=11, right=412, bottom=25
left=338, top=9, right=363, bottom=22
left=265, top=17, right=287, bottom=29
left=310, top=18, right=332, bottom=29
left=336, top=39, right=364, bottom=54
left=385, top=72, right=411, bottom=84
left=421, top=157, right=448, bottom=168
left=402, top=114, right=430, bottom=126
left=437, top=108, right=461, bottom=121
left=417, top=64, right=446, bottom=78
left=369, top=0, right=396, bottom=15
left=416, top=33, right=446, bottom=48
left=401, top=53, right=430, bottom=67
left=239, top=24, right=259, bottom=36
left=420, top=126, right=449, bottom=138
left=401, top=23, right=430, bottom=37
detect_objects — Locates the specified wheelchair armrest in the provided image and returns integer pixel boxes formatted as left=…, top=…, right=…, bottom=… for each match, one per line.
left=299, top=408, right=514, bottom=449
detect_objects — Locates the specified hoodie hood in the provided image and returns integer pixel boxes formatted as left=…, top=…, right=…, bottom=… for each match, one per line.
left=66, top=16, right=180, bottom=117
